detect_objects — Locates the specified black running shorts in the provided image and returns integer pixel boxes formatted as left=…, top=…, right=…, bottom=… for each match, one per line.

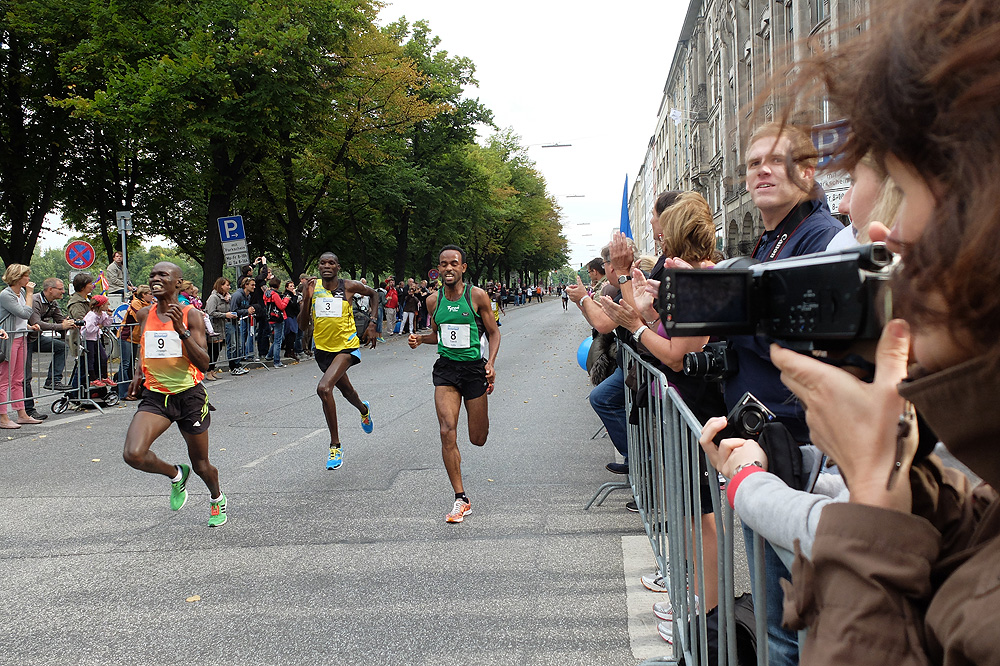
left=315, top=348, right=361, bottom=373
left=432, top=357, right=488, bottom=400
left=137, top=383, right=214, bottom=435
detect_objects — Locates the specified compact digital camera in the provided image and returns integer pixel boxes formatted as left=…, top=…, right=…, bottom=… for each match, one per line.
left=658, top=243, right=894, bottom=351
left=715, top=391, right=775, bottom=444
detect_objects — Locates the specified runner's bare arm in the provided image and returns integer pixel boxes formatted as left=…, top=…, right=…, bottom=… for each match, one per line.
left=409, top=292, right=438, bottom=348
left=345, top=280, right=377, bottom=300
left=167, top=304, right=211, bottom=372
left=344, top=280, right=378, bottom=347
left=473, top=288, right=500, bottom=381
left=126, top=306, right=151, bottom=398
left=297, top=278, right=316, bottom=331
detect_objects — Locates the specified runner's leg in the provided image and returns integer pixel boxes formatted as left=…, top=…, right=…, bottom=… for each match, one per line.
left=465, top=392, right=489, bottom=447
left=334, top=371, right=367, bottom=414
left=181, top=429, right=221, bottom=498
left=435, top=385, right=465, bottom=493
left=317, top=354, right=357, bottom=446
left=123, top=411, right=176, bottom=477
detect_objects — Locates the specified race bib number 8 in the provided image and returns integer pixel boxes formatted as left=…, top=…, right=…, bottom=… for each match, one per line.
left=441, top=323, right=471, bottom=349
left=145, top=330, right=183, bottom=358
left=316, top=297, right=343, bottom=318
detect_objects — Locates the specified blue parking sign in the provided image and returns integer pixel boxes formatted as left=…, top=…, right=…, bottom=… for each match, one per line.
left=217, top=216, right=246, bottom=242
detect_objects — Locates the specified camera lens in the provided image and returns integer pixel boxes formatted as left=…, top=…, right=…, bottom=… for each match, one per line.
left=683, top=351, right=713, bottom=377
left=739, top=407, right=766, bottom=437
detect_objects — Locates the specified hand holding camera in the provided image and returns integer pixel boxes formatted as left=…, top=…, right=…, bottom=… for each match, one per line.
left=699, top=414, right=769, bottom=480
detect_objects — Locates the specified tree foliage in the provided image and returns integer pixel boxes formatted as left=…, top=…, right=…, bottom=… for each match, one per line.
left=3, top=4, right=568, bottom=291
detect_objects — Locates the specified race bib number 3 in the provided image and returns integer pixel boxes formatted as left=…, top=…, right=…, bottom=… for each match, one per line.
left=316, top=297, right=343, bottom=318
left=145, top=330, right=183, bottom=358
left=441, top=323, right=471, bottom=349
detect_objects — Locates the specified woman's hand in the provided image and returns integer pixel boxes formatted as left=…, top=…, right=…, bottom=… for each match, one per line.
left=770, top=319, right=913, bottom=511
left=631, top=267, right=658, bottom=321
left=698, top=416, right=768, bottom=479
left=599, top=295, right=643, bottom=331
left=609, top=232, right=633, bottom=274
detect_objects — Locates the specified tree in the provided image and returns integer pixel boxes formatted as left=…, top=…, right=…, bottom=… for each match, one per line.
left=0, top=0, right=88, bottom=264
left=58, top=0, right=380, bottom=294
left=242, top=24, right=445, bottom=281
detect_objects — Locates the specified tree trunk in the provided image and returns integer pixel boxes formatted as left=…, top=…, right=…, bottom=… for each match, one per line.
left=392, top=207, right=411, bottom=282
left=203, top=191, right=229, bottom=295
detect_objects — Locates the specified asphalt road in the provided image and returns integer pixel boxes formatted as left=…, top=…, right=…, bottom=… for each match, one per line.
left=1, top=298, right=664, bottom=666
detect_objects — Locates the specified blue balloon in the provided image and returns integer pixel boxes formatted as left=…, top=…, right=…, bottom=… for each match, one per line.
left=577, top=337, right=593, bottom=371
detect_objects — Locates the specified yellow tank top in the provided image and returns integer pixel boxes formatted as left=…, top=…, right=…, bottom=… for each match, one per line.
left=140, top=305, right=203, bottom=394
left=311, top=279, right=359, bottom=353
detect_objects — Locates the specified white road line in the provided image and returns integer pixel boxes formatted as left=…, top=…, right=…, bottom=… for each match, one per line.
left=242, top=428, right=327, bottom=468
left=38, top=411, right=108, bottom=428
left=623, top=534, right=673, bottom=661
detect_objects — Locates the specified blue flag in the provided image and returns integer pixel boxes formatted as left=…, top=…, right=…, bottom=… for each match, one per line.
left=620, top=175, right=632, bottom=239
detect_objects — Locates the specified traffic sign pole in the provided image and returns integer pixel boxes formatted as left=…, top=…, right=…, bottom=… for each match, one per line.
left=117, top=211, right=133, bottom=297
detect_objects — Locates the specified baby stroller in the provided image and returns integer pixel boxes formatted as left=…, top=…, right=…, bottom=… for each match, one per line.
left=51, top=327, right=120, bottom=414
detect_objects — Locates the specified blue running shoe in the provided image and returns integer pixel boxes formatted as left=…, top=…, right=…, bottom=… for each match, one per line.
left=360, top=401, right=373, bottom=434
left=327, top=447, right=343, bottom=470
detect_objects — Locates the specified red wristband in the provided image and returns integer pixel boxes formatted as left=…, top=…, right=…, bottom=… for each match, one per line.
left=727, top=465, right=764, bottom=509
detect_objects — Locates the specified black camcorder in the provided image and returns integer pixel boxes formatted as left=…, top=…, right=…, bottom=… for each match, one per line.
left=658, top=243, right=894, bottom=352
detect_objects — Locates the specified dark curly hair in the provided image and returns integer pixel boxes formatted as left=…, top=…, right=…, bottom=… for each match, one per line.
left=772, top=0, right=1000, bottom=356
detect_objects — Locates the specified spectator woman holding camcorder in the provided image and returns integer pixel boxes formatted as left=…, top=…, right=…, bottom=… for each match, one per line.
left=715, top=0, right=1000, bottom=663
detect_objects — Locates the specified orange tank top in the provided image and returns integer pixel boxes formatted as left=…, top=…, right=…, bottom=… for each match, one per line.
left=140, top=305, right=203, bottom=394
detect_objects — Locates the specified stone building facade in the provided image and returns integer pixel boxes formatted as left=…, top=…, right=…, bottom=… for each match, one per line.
left=629, top=0, right=872, bottom=258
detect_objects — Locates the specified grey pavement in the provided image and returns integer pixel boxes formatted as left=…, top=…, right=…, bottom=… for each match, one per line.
left=1, top=298, right=663, bottom=666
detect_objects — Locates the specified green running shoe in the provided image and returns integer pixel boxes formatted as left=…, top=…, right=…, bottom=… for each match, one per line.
left=170, top=464, right=191, bottom=511
left=208, top=494, right=227, bottom=527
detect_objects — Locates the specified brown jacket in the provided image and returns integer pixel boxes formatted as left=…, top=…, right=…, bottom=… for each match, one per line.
left=783, top=357, right=1000, bottom=665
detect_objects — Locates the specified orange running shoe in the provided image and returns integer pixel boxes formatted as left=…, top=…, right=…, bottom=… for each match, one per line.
left=445, top=498, right=472, bottom=523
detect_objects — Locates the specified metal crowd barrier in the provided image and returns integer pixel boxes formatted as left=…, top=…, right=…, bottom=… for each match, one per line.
left=618, top=345, right=769, bottom=666
left=1, top=310, right=270, bottom=416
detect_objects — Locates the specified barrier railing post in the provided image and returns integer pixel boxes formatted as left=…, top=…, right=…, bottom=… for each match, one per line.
left=624, top=344, right=771, bottom=666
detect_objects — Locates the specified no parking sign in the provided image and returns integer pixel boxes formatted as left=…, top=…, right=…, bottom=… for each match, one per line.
left=65, top=241, right=97, bottom=269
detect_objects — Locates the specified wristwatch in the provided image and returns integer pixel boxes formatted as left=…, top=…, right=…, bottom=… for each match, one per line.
left=632, top=325, right=648, bottom=342
left=618, top=275, right=632, bottom=284
left=731, top=461, right=764, bottom=478
left=178, top=329, right=191, bottom=340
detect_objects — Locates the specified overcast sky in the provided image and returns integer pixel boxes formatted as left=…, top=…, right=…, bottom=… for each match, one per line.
left=377, top=0, right=686, bottom=267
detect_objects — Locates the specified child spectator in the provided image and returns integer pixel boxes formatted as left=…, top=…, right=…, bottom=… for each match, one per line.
left=262, top=276, right=290, bottom=367
left=83, top=294, right=114, bottom=386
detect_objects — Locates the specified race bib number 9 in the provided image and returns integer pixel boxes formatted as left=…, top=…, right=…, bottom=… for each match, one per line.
left=316, top=297, right=343, bottom=318
left=145, top=330, right=183, bottom=358
left=441, top=323, right=471, bottom=349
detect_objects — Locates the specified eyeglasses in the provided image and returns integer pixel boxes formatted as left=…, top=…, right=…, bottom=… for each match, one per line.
left=602, top=260, right=612, bottom=266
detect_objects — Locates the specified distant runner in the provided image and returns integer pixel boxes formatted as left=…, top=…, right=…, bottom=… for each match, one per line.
left=298, top=252, right=377, bottom=470
left=123, top=262, right=227, bottom=527
left=409, top=245, right=500, bottom=523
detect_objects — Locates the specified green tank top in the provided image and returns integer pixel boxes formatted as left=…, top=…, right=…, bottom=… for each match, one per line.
left=434, top=284, right=482, bottom=362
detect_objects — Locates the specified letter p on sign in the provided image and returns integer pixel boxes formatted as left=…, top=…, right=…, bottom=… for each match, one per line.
left=217, top=216, right=246, bottom=242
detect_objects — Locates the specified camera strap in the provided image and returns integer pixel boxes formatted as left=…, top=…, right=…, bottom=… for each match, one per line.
left=750, top=200, right=814, bottom=262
